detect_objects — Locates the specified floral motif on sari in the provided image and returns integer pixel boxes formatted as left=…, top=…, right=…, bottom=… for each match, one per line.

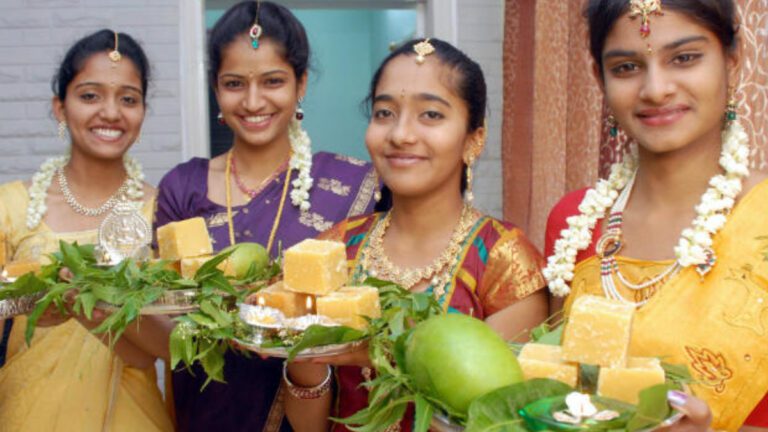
left=684, top=346, right=734, bottom=394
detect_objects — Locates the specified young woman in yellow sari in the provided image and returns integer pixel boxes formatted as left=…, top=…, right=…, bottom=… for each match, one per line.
left=544, top=1, right=768, bottom=430
left=0, top=30, right=172, bottom=431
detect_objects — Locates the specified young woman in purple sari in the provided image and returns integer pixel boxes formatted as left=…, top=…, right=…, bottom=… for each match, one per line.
left=153, top=2, right=376, bottom=430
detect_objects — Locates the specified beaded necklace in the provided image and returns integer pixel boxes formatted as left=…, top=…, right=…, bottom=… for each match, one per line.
left=224, top=150, right=292, bottom=252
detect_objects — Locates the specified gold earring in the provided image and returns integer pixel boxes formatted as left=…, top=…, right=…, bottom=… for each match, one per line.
left=373, top=169, right=382, bottom=202
left=58, top=121, right=68, bottom=143
left=464, top=158, right=475, bottom=204
left=726, top=87, right=738, bottom=123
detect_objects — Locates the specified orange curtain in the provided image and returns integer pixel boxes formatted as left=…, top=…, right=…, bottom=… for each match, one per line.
left=502, top=0, right=768, bottom=250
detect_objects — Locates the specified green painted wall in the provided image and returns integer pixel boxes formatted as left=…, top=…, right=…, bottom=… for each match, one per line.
left=205, top=8, right=417, bottom=160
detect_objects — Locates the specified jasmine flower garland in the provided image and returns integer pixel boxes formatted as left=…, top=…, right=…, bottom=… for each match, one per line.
left=288, top=118, right=313, bottom=212
left=26, top=154, right=145, bottom=229
left=544, top=119, right=750, bottom=297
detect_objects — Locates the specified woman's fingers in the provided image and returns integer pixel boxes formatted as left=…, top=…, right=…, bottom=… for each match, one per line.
left=666, top=390, right=712, bottom=431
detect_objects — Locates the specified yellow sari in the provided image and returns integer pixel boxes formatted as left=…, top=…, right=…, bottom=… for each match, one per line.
left=564, top=179, right=768, bottom=431
left=0, top=181, right=173, bottom=432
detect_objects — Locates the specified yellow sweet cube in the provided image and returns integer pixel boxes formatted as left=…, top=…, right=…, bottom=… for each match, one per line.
left=283, top=239, right=347, bottom=295
left=518, top=343, right=579, bottom=387
left=254, top=281, right=314, bottom=317
left=598, top=357, right=666, bottom=404
left=316, top=286, right=381, bottom=330
left=561, top=295, right=635, bottom=367
left=157, top=217, right=213, bottom=261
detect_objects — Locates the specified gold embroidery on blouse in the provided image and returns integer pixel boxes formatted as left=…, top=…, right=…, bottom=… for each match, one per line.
left=347, top=168, right=377, bottom=217
left=208, top=211, right=238, bottom=228
left=483, top=227, right=545, bottom=301
left=317, top=178, right=351, bottom=197
left=334, top=154, right=367, bottom=166
left=299, top=211, right=333, bottom=232
left=684, top=346, right=733, bottom=394
left=723, top=264, right=768, bottom=336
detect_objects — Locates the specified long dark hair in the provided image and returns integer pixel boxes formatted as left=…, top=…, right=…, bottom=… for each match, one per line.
left=367, top=38, right=487, bottom=212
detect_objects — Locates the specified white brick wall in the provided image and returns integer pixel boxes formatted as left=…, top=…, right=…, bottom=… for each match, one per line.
left=457, top=0, right=504, bottom=219
left=0, top=0, right=182, bottom=185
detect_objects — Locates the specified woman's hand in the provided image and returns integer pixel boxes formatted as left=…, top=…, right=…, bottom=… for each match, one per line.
left=292, top=343, right=372, bottom=368
left=34, top=302, right=71, bottom=327
left=661, top=390, right=712, bottom=432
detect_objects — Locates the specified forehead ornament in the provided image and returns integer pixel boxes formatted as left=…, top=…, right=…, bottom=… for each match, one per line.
left=413, top=38, right=435, bottom=65
left=629, top=0, right=663, bottom=38
left=108, top=31, right=122, bottom=64
left=249, top=1, right=263, bottom=49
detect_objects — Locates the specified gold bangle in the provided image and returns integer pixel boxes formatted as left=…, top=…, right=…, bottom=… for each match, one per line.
left=282, top=362, right=332, bottom=400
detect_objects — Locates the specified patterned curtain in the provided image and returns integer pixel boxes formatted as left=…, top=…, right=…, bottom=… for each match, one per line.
left=502, top=0, right=768, bottom=250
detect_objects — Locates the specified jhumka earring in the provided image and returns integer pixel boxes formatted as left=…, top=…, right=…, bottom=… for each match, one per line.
left=464, top=157, right=476, bottom=204
left=413, top=38, right=435, bottom=64
left=108, top=31, right=122, bottom=63
left=726, top=87, right=738, bottom=123
left=607, top=114, right=619, bottom=138
left=249, top=1, right=263, bottom=49
left=217, top=112, right=225, bottom=125
left=373, top=169, right=382, bottom=202
left=295, top=97, right=305, bottom=121
left=58, top=121, right=68, bottom=143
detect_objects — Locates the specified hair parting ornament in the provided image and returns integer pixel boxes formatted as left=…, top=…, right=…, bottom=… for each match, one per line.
left=413, top=38, right=435, bottom=64
left=108, top=31, right=122, bottom=63
left=249, top=0, right=263, bottom=49
left=629, top=0, right=663, bottom=38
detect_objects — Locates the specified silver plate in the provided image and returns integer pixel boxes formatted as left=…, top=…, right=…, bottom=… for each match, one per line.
left=234, top=337, right=365, bottom=359
left=0, top=292, right=44, bottom=320
left=97, top=288, right=200, bottom=315
left=430, top=413, right=464, bottom=432
left=430, top=408, right=684, bottom=431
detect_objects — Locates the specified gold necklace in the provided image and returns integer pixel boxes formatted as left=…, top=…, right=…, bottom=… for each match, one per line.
left=361, top=204, right=478, bottom=298
left=225, top=150, right=292, bottom=252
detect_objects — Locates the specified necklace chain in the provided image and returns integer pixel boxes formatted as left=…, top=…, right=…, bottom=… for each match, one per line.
left=597, top=171, right=681, bottom=307
left=57, top=166, right=130, bottom=217
left=224, top=150, right=291, bottom=253
left=361, top=204, right=478, bottom=298
left=230, top=152, right=290, bottom=200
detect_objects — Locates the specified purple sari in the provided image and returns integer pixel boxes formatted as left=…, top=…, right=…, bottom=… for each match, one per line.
left=154, top=151, right=376, bottom=432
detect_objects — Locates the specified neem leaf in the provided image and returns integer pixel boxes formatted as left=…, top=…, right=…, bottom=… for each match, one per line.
left=0, top=273, right=47, bottom=300
left=413, top=394, right=434, bottom=432
left=286, top=325, right=365, bottom=361
left=531, top=323, right=563, bottom=346
left=626, top=383, right=672, bottom=431
left=194, top=248, right=236, bottom=281
left=60, top=241, right=87, bottom=275
left=465, top=378, right=573, bottom=432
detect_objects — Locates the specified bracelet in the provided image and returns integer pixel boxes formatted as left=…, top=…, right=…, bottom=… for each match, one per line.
left=282, top=362, right=332, bottom=400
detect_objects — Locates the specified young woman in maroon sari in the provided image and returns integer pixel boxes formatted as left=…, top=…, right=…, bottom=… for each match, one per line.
left=153, top=2, right=376, bottom=431
left=283, top=39, right=549, bottom=432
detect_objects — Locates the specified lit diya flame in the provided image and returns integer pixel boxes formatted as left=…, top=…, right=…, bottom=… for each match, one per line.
left=305, top=295, right=313, bottom=313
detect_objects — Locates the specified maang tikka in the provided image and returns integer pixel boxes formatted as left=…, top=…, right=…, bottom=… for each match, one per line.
left=629, top=0, right=663, bottom=38
left=108, top=31, right=122, bottom=63
left=249, top=1, right=263, bottom=49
